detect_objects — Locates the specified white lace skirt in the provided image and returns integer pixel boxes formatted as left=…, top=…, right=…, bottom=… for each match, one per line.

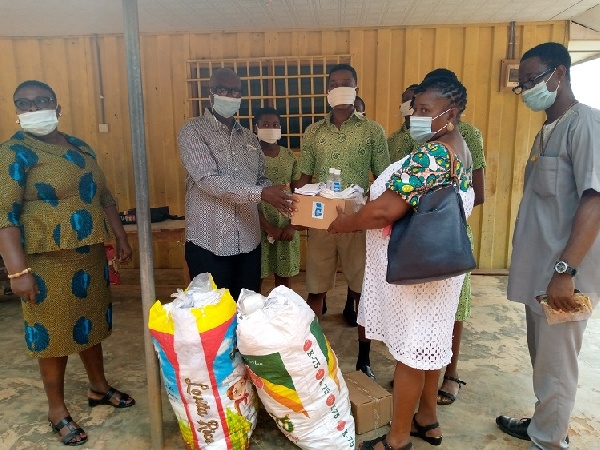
left=358, top=187, right=475, bottom=370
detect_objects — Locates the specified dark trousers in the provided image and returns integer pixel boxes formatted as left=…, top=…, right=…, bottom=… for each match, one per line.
left=185, top=241, right=261, bottom=301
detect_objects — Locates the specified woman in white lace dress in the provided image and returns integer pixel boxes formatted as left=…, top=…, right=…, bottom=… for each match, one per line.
left=329, top=75, right=473, bottom=450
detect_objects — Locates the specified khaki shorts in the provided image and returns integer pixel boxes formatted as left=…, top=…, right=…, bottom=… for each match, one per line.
left=305, top=228, right=366, bottom=294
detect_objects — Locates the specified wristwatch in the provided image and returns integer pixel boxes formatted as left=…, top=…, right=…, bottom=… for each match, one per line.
left=554, top=260, right=577, bottom=276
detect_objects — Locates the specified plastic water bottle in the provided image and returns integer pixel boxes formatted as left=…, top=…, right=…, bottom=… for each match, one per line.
left=326, top=168, right=342, bottom=193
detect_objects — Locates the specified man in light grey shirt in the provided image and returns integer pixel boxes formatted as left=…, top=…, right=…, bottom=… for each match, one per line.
left=178, top=68, right=294, bottom=300
left=496, top=42, right=600, bottom=450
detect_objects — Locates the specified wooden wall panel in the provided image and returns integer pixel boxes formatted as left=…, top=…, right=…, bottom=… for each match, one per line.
left=0, top=21, right=569, bottom=270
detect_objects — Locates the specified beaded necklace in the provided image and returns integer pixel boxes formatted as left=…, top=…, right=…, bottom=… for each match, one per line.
left=531, top=100, right=578, bottom=163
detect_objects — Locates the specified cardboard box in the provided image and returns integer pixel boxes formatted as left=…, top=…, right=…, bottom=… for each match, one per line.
left=344, top=371, right=392, bottom=434
left=291, top=194, right=350, bottom=229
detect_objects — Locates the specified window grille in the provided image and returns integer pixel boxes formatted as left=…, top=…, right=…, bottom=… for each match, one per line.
left=186, top=55, right=351, bottom=150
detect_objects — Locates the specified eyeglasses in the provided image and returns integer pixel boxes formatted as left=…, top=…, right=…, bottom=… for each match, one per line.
left=14, top=96, right=56, bottom=110
left=512, top=67, right=555, bottom=95
left=211, top=86, right=242, bottom=98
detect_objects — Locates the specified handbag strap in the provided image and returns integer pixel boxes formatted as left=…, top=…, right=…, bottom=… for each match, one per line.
left=429, top=140, right=459, bottom=185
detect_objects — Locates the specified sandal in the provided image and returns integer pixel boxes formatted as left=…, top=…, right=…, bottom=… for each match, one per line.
left=437, top=375, right=466, bottom=405
left=410, top=414, right=442, bottom=446
left=360, top=434, right=412, bottom=450
left=88, top=386, right=135, bottom=408
left=49, top=416, right=88, bottom=446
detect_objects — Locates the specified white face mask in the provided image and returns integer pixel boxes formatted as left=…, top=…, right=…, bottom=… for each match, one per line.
left=327, top=87, right=357, bottom=108
left=400, top=100, right=414, bottom=117
left=256, top=127, right=281, bottom=144
left=18, top=109, right=59, bottom=136
left=355, top=111, right=365, bottom=117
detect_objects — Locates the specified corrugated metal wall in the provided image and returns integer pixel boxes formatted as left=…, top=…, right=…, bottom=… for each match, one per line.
left=0, top=21, right=568, bottom=270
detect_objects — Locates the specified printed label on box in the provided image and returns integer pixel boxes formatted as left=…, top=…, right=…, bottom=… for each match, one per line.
left=312, top=201, right=324, bottom=219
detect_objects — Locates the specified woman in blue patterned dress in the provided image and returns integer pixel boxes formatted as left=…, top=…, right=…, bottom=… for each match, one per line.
left=329, top=75, right=473, bottom=450
left=0, top=81, right=135, bottom=446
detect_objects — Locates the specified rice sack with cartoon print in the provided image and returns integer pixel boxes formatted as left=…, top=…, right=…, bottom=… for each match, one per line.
left=237, top=286, right=355, bottom=450
left=148, top=273, right=258, bottom=449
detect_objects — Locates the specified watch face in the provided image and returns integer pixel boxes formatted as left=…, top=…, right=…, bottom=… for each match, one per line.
left=555, top=261, right=567, bottom=273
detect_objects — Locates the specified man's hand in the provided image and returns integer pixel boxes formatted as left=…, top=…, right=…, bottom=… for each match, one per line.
left=280, top=224, right=296, bottom=241
left=269, top=227, right=283, bottom=242
left=11, top=273, right=39, bottom=305
left=544, top=273, right=578, bottom=312
left=261, top=185, right=297, bottom=216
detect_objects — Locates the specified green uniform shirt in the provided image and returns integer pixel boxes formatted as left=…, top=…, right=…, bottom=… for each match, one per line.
left=299, top=111, right=390, bottom=191
left=388, top=121, right=487, bottom=171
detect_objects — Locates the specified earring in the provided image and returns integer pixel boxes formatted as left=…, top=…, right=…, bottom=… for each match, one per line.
left=447, top=122, right=454, bottom=131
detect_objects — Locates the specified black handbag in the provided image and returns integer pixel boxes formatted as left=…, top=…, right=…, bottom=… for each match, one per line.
left=119, top=206, right=184, bottom=225
left=386, top=145, right=476, bottom=285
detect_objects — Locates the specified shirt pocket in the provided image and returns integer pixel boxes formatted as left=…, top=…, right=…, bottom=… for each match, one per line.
left=532, top=155, right=558, bottom=197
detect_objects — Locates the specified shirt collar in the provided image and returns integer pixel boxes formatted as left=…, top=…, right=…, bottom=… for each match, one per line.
left=324, top=109, right=364, bottom=128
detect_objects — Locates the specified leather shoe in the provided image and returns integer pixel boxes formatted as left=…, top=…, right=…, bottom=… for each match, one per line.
left=357, top=365, right=376, bottom=380
left=343, top=308, right=358, bottom=327
left=495, top=415, right=530, bottom=441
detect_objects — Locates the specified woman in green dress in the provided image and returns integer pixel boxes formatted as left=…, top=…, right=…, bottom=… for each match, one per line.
left=254, top=107, right=301, bottom=289
left=0, top=80, right=135, bottom=446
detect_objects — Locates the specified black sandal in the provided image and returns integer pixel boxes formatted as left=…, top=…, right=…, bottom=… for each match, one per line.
left=49, top=416, right=88, bottom=446
left=437, top=375, right=467, bottom=405
left=360, top=434, right=412, bottom=450
left=88, top=386, right=135, bottom=408
left=410, top=414, right=442, bottom=446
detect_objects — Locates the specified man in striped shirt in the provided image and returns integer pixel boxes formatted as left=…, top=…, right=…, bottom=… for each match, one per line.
left=178, top=68, right=294, bottom=300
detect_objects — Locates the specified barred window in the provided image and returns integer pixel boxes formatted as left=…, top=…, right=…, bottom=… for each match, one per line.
left=186, top=55, right=351, bottom=150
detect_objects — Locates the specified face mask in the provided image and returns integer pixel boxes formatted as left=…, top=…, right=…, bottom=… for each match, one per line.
left=522, top=70, right=559, bottom=112
left=18, top=109, right=59, bottom=136
left=256, top=127, right=281, bottom=144
left=327, top=87, right=357, bottom=108
left=211, top=94, right=241, bottom=118
left=400, top=100, right=414, bottom=117
left=355, top=111, right=365, bottom=117
left=409, top=109, right=452, bottom=144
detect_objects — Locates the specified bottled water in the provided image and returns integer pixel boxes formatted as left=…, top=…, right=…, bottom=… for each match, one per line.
left=326, top=168, right=342, bottom=193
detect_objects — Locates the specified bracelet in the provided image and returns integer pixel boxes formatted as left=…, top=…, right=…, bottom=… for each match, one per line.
left=7, top=268, right=33, bottom=279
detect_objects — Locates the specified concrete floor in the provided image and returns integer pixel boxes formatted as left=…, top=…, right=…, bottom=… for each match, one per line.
left=1, top=274, right=599, bottom=449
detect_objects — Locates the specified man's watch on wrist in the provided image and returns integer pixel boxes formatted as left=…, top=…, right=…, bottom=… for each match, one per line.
left=554, top=260, right=577, bottom=276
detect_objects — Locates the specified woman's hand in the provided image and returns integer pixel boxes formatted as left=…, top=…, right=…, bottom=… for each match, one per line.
left=280, top=224, right=296, bottom=241
left=116, top=236, right=133, bottom=263
left=11, top=273, right=39, bottom=305
left=328, top=206, right=353, bottom=234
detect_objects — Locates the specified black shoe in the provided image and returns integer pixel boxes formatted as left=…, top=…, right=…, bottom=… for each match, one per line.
left=495, top=415, right=531, bottom=441
left=357, top=364, right=376, bottom=380
left=343, top=307, right=358, bottom=327
left=322, top=295, right=327, bottom=315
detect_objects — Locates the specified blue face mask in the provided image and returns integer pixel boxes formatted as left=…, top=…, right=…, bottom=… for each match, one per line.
left=522, top=69, right=559, bottom=112
left=211, top=94, right=241, bottom=118
left=409, top=109, right=451, bottom=144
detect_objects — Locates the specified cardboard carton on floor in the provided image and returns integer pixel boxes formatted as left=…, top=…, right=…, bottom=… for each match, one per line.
left=291, top=194, right=352, bottom=229
left=344, top=370, right=392, bottom=434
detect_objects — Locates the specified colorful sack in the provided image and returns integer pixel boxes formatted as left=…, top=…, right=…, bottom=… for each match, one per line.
left=237, top=286, right=355, bottom=449
left=148, top=274, right=258, bottom=449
